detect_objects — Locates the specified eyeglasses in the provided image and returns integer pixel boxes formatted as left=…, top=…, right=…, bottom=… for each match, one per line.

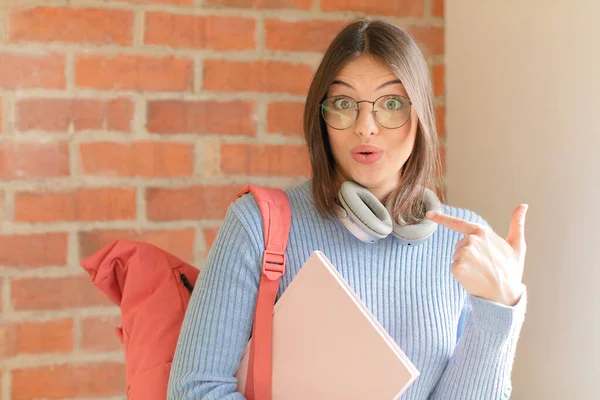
left=320, top=94, right=412, bottom=130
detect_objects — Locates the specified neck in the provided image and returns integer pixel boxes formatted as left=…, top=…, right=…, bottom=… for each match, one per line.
left=368, top=185, right=395, bottom=204
left=333, top=171, right=395, bottom=204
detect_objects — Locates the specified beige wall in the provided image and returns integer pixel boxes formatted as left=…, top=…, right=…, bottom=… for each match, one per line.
left=446, top=1, right=600, bottom=398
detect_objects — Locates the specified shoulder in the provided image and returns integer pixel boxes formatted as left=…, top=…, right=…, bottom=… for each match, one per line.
left=228, top=179, right=313, bottom=235
left=232, top=178, right=310, bottom=211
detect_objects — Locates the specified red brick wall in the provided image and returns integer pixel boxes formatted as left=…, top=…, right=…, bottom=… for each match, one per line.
left=0, top=1, right=445, bottom=398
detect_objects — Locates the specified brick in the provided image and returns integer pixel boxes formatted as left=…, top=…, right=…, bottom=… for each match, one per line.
left=221, top=143, right=311, bottom=176
left=436, top=105, right=445, bottom=138
left=17, top=98, right=133, bottom=132
left=205, top=0, right=311, bottom=10
left=0, top=100, right=3, bottom=133
left=204, top=60, right=312, bottom=95
left=81, top=316, right=123, bottom=352
left=11, top=275, right=112, bottom=311
left=106, top=99, right=134, bottom=132
left=406, top=26, right=444, bottom=57
left=75, top=54, right=193, bottom=92
left=320, top=0, right=424, bottom=16
left=432, top=0, right=444, bottom=17
left=432, top=64, right=444, bottom=97
left=0, top=52, right=65, bottom=89
left=0, top=141, right=69, bottom=180
left=79, top=228, right=195, bottom=262
left=146, top=185, right=244, bottom=221
left=0, top=233, right=68, bottom=267
left=0, top=190, right=4, bottom=221
left=79, top=142, right=193, bottom=178
left=0, top=319, right=74, bottom=357
left=145, top=13, right=255, bottom=50
left=14, top=187, right=136, bottom=222
left=147, top=100, right=256, bottom=135
left=9, top=7, right=133, bottom=45
left=267, top=101, right=304, bottom=136
left=11, top=362, right=125, bottom=399
left=265, top=20, right=346, bottom=52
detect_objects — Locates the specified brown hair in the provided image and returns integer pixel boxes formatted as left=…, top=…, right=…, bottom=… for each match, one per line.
left=303, top=17, right=446, bottom=225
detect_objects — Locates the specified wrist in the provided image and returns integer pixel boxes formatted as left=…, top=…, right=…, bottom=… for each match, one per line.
left=497, top=282, right=525, bottom=306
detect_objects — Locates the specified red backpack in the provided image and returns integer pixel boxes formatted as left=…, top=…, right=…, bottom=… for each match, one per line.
left=80, top=185, right=292, bottom=400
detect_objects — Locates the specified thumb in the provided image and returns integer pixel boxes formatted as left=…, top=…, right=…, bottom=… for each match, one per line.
left=506, top=204, right=528, bottom=254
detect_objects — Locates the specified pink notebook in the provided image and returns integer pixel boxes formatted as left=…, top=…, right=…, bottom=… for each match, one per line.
left=235, top=251, right=419, bottom=399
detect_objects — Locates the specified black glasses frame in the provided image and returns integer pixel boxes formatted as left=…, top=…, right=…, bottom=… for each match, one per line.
left=319, top=94, right=413, bottom=130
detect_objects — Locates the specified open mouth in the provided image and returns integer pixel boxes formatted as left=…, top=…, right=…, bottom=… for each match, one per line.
left=351, top=145, right=382, bottom=162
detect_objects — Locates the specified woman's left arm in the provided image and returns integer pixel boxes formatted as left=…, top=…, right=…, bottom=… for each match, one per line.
left=429, top=286, right=527, bottom=399
left=425, top=207, right=530, bottom=399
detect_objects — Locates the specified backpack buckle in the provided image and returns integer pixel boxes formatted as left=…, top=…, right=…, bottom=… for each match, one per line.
left=262, top=250, right=286, bottom=280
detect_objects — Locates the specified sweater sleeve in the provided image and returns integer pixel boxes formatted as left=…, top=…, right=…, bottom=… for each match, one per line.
left=167, top=201, right=262, bottom=400
left=428, top=214, right=528, bottom=400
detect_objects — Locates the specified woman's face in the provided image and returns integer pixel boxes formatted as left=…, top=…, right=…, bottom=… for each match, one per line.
left=325, top=55, right=419, bottom=202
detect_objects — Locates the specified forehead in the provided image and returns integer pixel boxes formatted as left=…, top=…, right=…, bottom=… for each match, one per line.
left=329, top=55, right=406, bottom=95
left=335, top=55, right=395, bottom=79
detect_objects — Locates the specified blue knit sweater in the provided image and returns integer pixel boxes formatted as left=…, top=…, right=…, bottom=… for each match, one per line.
left=168, top=179, right=527, bottom=399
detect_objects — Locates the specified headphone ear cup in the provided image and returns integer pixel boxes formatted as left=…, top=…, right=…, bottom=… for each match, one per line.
left=386, top=187, right=442, bottom=245
left=338, top=181, right=393, bottom=241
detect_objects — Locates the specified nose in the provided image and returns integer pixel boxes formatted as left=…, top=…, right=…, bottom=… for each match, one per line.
left=353, top=102, right=379, bottom=137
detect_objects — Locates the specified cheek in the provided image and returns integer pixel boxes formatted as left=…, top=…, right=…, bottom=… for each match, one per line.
left=327, top=129, right=346, bottom=157
left=401, top=117, right=418, bottom=145
left=386, top=126, right=417, bottom=159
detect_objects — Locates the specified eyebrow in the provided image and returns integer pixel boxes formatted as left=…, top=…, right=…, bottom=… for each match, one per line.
left=330, top=79, right=403, bottom=91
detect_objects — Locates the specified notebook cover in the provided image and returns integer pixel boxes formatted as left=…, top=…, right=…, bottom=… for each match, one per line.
left=235, top=251, right=419, bottom=399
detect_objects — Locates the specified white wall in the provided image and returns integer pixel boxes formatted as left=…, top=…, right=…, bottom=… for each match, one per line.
left=446, top=1, right=600, bottom=398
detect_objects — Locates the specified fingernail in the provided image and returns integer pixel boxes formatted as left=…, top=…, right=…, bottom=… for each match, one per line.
left=426, top=211, right=436, bottom=219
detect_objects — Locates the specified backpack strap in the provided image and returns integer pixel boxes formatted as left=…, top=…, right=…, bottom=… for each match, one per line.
left=236, top=185, right=291, bottom=400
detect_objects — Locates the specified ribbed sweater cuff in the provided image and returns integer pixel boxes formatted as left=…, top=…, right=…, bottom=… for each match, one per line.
left=469, top=285, right=528, bottom=333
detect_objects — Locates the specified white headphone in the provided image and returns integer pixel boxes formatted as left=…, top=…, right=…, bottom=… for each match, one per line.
left=333, top=181, right=442, bottom=246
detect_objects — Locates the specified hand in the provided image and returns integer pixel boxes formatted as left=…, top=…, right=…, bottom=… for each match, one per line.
left=425, top=205, right=529, bottom=307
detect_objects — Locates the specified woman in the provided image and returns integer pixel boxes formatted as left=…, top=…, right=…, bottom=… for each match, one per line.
left=168, top=18, right=528, bottom=399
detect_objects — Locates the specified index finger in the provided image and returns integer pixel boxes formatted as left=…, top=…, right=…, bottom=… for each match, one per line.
left=426, top=210, right=480, bottom=235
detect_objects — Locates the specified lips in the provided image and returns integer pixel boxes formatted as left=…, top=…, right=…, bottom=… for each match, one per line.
left=351, top=144, right=382, bottom=164
left=352, top=144, right=382, bottom=155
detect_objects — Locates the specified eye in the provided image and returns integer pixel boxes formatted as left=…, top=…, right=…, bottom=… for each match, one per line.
left=382, top=97, right=404, bottom=110
left=332, top=97, right=355, bottom=110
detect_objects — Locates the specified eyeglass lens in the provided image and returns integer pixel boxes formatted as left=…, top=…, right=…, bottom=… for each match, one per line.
left=321, top=95, right=411, bottom=130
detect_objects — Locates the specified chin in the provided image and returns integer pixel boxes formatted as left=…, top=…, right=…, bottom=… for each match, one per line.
left=338, top=159, right=394, bottom=189
left=347, top=172, right=384, bottom=189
